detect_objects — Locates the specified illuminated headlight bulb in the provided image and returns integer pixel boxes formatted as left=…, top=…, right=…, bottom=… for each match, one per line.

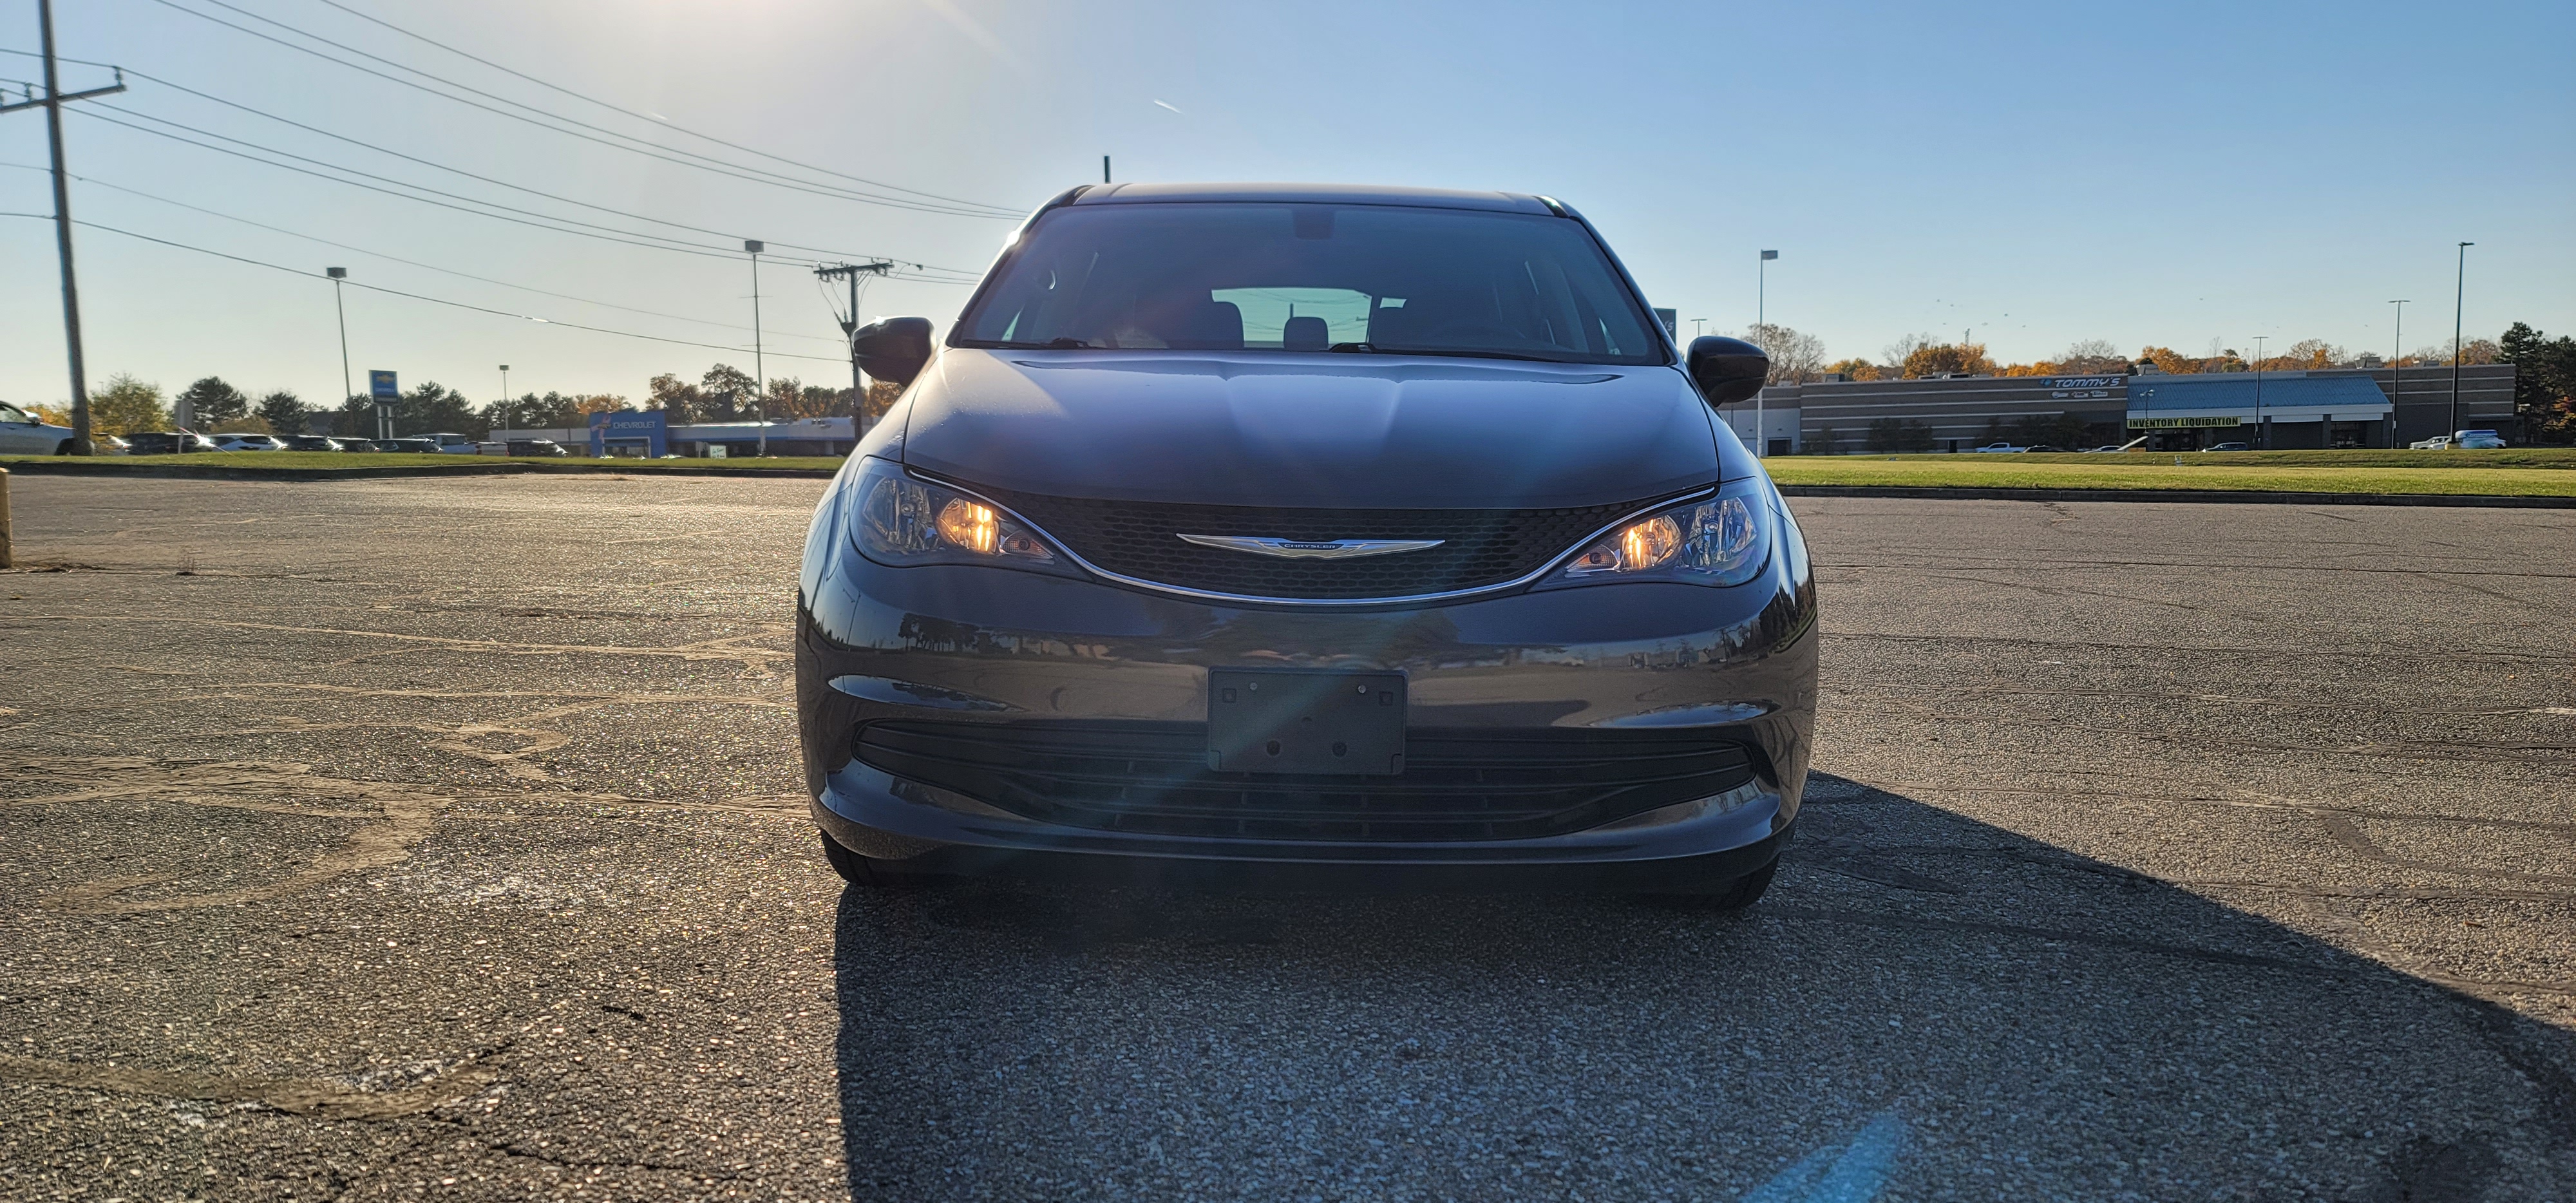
left=936, top=498, right=999, bottom=554
left=1619, top=514, right=1682, bottom=570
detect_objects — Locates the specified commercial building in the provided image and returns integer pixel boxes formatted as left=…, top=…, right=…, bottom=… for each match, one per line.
left=1719, top=363, right=2518, bottom=453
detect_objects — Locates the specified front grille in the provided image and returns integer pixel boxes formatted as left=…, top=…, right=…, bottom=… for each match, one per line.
left=856, top=719, right=1758, bottom=841
left=964, top=484, right=1670, bottom=600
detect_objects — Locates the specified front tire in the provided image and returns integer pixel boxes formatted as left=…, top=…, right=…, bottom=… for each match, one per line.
left=819, top=831, right=938, bottom=891
left=54, top=439, right=73, bottom=455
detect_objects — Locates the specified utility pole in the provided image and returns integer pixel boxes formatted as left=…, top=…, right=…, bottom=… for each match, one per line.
left=2450, top=242, right=2473, bottom=436
left=497, top=365, right=509, bottom=444
left=327, top=268, right=352, bottom=418
left=745, top=240, right=765, bottom=456
left=815, top=260, right=893, bottom=437
left=0, top=0, right=125, bottom=455
left=1104, top=155, right=1112, bottom=184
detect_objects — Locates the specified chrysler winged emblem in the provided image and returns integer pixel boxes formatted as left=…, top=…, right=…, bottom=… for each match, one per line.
left=1175, top=534, right=1445, bottom=560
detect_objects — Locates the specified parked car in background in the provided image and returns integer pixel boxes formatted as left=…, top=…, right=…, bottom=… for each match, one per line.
left=0, top=401, right=77, bottom=454
left=96, top=435, right=131, bottom=455
left=127, top=431, right=220, bottom=454
left=2203, top=442, right=2251, bottom=452
left=2453, top=430, right=2507, bottom=449
left=282, top=435, right=343, bottom=451
left=507, top=439, right=567, bottom=457
left=422, top=433, right=478, bottom=453
left=342, top=439, right=388, bottom=452
left=213, top=433, right=285, bottom=451
left=379, top=437, right=441, bottom=453
left=1969, top=442, right=2030, bottom=453
left=2409, top=435, right=2452, bottom=450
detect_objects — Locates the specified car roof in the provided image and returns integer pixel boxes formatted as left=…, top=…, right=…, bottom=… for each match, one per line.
left=1068, top=182, right=1564, bottom=217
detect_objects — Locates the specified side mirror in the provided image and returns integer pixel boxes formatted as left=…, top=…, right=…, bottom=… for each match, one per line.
left=1685, top=336, right=1770, bottom=406
left=851, top=317, right=935, bottom=388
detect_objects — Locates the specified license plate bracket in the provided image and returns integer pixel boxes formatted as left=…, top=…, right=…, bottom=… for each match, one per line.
left=1207, top=668, right=1406, bottom=775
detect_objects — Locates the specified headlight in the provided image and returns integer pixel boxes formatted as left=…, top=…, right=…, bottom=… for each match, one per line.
left=1555, top=478, right=1772, bottom=587
left=847, top=457, right=1070, bottom=573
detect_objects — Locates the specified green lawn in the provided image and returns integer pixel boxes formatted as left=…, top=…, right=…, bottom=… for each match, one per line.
left=1767, top=449, right=2576, bottom=496
left=0, top=451, right=847, bottom=473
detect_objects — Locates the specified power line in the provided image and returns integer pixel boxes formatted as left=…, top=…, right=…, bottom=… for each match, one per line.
left=77, top=105, right=782, bottom=261
left=85, top=69, right=982, bottom=277
left=129, top=0, right=1021, bottom=219
left=0, top=160, right=853, bottom=346
left=301, top=0, right=1019, bottom=216
left=73, top=106, right=976, bottom=289
left=0, top=211, right=864, bottom=365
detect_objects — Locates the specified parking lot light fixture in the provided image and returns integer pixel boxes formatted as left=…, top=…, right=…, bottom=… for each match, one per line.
left=327, top=267, right=350, bottom=409
left=2251, top=335, right=2269, bottom=448
left=2451, top=242, right=2472, bottom=435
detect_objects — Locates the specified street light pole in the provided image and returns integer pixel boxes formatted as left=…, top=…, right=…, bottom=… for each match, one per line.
left=2388, top=300, right=2407, bottom=445
left=326, top=266, right=352, bottom=415
left=746, top=240, right=766, bottom=457
left=497, top=364, right=509, bottom=445
left=2450, top=242, right=2473, bottom=436
left=1756, top=250, right=1779, bottom=457
left=2251, top=335, right=2268, bottom=448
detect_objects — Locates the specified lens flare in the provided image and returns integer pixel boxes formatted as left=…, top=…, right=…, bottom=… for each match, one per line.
left=936, top=499, right=999, bottom=554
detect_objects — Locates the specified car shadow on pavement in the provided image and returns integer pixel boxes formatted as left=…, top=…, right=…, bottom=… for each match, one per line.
left=831, top=772, right=2576, bottom=1201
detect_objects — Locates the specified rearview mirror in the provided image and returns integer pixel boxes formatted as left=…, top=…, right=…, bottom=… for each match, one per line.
left=1685, top=336, right=1770, bottom=406
left=851, top=317, right=935, bottom=388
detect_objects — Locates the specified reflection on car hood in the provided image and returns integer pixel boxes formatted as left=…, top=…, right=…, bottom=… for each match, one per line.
left=899, top=349, right=1745, bottom=508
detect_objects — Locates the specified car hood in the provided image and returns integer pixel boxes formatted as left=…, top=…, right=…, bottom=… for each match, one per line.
left=898, top=348, right=1748, bottom=509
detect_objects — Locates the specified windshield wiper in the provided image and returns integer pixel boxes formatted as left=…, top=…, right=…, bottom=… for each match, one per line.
left=1359, top=345, right=1575, bottom=364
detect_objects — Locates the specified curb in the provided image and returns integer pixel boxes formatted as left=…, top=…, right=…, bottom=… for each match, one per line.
left=0, top=460, right=539, bottom=482
left=1774, top=484, right=2576, bottom=509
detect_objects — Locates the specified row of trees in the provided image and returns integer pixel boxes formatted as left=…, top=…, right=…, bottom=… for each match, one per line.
left=30, top=362, right=904, bottom=442
left=2502, top=322, right=2576, bottom=442
left=1736, top=322, right=2568, bottom=442
left=1736, top=327, right=2512, bottom=386
left=41, top=333, right=2576, bottom=445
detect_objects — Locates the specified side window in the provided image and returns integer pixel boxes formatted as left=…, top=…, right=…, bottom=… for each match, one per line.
left=0, top=403, right=28, bottom=424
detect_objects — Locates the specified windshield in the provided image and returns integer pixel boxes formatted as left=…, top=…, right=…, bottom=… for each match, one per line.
left=955, top=202, right=1665, bottom=365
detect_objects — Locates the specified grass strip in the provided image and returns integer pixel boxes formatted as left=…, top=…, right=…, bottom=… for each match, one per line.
left=1763, top=457, right=2576, bottom=496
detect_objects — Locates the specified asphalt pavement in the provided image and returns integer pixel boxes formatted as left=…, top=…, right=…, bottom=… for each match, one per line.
left=1, top=474, right=2570, bottom=1202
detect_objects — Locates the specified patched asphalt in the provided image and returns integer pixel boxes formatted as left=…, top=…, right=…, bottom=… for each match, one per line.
left=1, top=474, right=2570, bottom=1201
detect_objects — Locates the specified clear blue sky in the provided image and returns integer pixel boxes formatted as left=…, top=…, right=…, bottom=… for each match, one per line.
left=4, top=0, right=2570, bottom=410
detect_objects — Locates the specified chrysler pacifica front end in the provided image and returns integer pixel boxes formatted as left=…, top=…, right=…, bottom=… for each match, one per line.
left=796, top=183, right=1815, bottom=905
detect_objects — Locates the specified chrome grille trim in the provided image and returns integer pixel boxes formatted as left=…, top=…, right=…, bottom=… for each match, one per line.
left=909, top=468, right=1715, bottom=608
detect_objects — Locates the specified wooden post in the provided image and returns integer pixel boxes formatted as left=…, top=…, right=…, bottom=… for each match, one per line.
left=0, top=467, right=13, bottom=569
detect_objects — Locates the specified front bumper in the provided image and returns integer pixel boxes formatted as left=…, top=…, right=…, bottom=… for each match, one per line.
left=797, top=513, right=1817, bottom=891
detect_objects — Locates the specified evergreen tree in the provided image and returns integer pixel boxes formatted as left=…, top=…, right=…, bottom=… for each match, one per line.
left=175, top=377, right=249, bottom=427
left=254, top=390, right=308, bottom=436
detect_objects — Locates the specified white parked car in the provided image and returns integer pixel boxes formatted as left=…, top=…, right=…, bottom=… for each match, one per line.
left=1969, top=442, right=2031, bottom=453
left=0, top=400, right=76, bottom=454
left=2409, top=435, right=2452, bottom=450
left=212, top=433, right=285, bottom=451
left=2454, top=430, right=2507, bottom=450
